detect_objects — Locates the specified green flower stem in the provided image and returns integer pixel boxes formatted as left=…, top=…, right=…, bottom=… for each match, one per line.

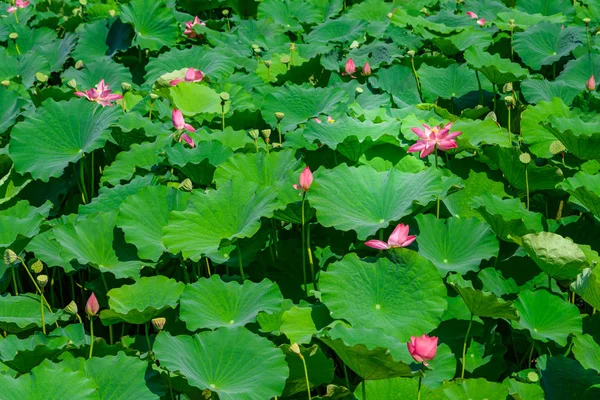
left=40, top=289, right=46, bottom=335
left=525, top=164, right=530, bottom=210
left=475, top=71, right=483, bottom=105
left=145, top=321, right=153, bottom=359
left=362, top=380, right=367, bottom=400
left=507, top=107, right=511, bottom=146
left=88, top=315, right=95, bottom=359
left=461, top=313, right=474, bottom=378
left=417, top=374, right=422, bottom=400
left=100, top=274, right=114, bottom=345
left=306, top=219, right=316, bottom=292
left=76, top=313, right=83, bottom=324
left=237, top=245, right=246, bottom=281
left=343, top=363, right=350, bottom=390
left=435, top=148, right=440, bottom=218
left=80, top=158, right=89, bottom=204
left=586, top=25, right=591, bottom=54
left=277, top=122, right=282, bottom=144
left=12, top=267, right=18, bottom=295
left=299, top=352, right=312, bottom=400
left=17, top=257, right=52, bottom=312
left=492, top=84, right=497, bottom=112
left=221, top=104, right=226, bottom=131
left=205, top=257, right=212, bottom=277
left=168, top=371, right=175, bottom=400
left=90, top=151, right=95, bottom=199
left=410, top=57, right=422, bottom=101
left=301, top=194, right=308, bottom=297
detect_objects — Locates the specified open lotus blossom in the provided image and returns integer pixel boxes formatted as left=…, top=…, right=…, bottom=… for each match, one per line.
left=313, top=116, right=334, bottom=124
left=587, top=75, right=596, bottom=91
left=74, top=79, right=123, bottom=107
left=7, top=0, right=29, bottom=12
left=172, top=109, right=196, bottom=148
left=408, top=334, right=438, bottom=366
left=407, top=122, right=462, bottom=158
left=85, top=293, right=99, bottom=317
left=344, top=58, right=356, bottom=77
left=466, top=11, right=485, bottom=26
left=184, top=16, right=206, bottom=39
left=364, top=223, right=416, bottom=250
left=362, top=61, right=371, bottom=76
left=170, top=67, right=204, bottom=86
left=293, top=166, right=313, bottom=194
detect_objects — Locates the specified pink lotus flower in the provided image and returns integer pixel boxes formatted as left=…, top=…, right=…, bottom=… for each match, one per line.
left=184, top=16, right=206, bottom=39
left=293, top=166, right=313, bottom=195
left=407, top=122, right=462, bottom=158
left=314, top=117, right=322, bottom=124
left=362, top=61, right=371, bottom=76
left=7, top=0, right=29, bottom=12
left=466, top=11, right=478, bottom=19
left=365, top=223, right=416, bottom=250
left=85, top=293, right=99, bottom=317
left=477, top=18, right=486, bottom=26
left=344, top=58, right=356, bottom=77
left=587, top=75, right=596, bottom=91
left=74, top=79, right=123, bottom=107
left=170, top=68, right=204, bottom=86
left=408, top=334, right=438, bottom=366
left=172, top=109, right=196, bottom=148
left=327, top=116, right=335, bottom=123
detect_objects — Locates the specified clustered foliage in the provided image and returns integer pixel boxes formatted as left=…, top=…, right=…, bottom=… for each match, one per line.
left=0, top=0, right=600, bottom=399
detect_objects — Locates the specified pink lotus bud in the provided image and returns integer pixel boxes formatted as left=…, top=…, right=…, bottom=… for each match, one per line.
left=345, top=58, right=356, bottom=76
left=313, top=117, right=322, bottom=124
left=587, top=75, right=596, bottom=91
left=172, top=109, right=185, bottom=130
left=407, top=334, right=438, bottom=366
left=293, top=166, right=313, bottom=194
left=466, top=11, right=478, bottom=19
left=477, top=18, right=486, bottom=26
left=85, top=293, right=99, bottom=317
left=362, top=61, right=371, bottom=76
left=327, top=116, right=335, bottom=123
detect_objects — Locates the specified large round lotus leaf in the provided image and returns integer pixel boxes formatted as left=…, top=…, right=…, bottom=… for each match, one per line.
left=464, top=46, right=529, bottom=85
left=163, top=180, right=278, bottom=261
left=119, top=0, right=178, bottom=52
left=53, top=211, right=144, bottom=279
left=100, top=276, right=185, bottom=325
left=442, top=378, right=509, bottom=400
left=520, top=98, right=571, bottom=158
left=542, top=116, right=600, bottom=160
left=471, top=193, right=544, bottom=241
left=153, top=328, right=289, bottom=400
left=8, top=99, right=120, bottom=182
left=280, top=305, right=317, bottom=345
left=539, top=355, right=600, bottom=400
left=261, top=85, right=349, bottom=131
left=0, top=359, right=99, bottom=400
left=521, top=79, right=580, bottom=106
left=416, top=214, right=499, bottom=276
left=318, top=324, right=414, bottom=380
left=513, top=22, right=584, bottom=70
left=0, top=200, right=50, bottom=250
left=62, top=57, right=132, bottom=92
left=418, top=63, right=479, bottom=101
left=511, top=290, right=582, bottom=346
left=180, top=275, right=283, bottom=331
left=0, top=294, right=62, bottom=334
left=305, top=18, right=367, bottom=44
left=117, top=186, right=190, bottom=262
left=557, top=54, right=600, bottom=88
left=280, top=343, right=334, bottom=397
left=71, top=20, right=109, bottom=64
left=572, top=334, right=600, bottom=373
left=521, top=232, right=587, bottom=281
left=558, top=172, right=600, bottom=219
left=368, top=65, right=421, bottom=108
left=447, top=274, right=519, bottom=320
left=453, top=119, right=511, bottom=149
left=355, top=378, right=438, bottom=399
left=572, top=268, right=600, bottom=311
left=169, top=83, right=223, bottom=116
left=310, top=165, right=441, bottom=240
left=320, top=252, right=447, bottom=340
left=257, top=0, right=322, bottom=32
left=78, top=175, right=156, bottom=216
left=443, top=171, right=507, bottom=219
left=503, top=378, right=545, bottom=400
left=0, top=332, right=69, bottom=373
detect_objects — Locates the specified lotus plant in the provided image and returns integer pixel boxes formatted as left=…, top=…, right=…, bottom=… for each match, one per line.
left=466, top=11, right=486, bottom=26
left=7, top=0, right=29, bottom=13
left=408, top=334, right=438, bottom=400
left=171, top=109, right=196, bottom=148
left=365, top=223, right=415, bottom=250
left=362, top=61, right=372, bottom=76
left=170, top=68, right=204, bottom=86
left=343, top=58, right=356, bottom=78
left=293, top=167, right=315, bottom=296
left=407, top=122, right=462, bottom=162
left=74, top=79, right=123, bottom=107
left=587, top=75, right=595, bottom=91
left=86, top=293, right=100, bottom=359
left=184, top=16, right=206, bottom=39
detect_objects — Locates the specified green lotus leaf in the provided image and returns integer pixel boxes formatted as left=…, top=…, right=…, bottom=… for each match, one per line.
left=257, top=298, right=293, bottom=335
left=0, top=294, right=62, bottom=334
left=513, top=22, right=584, bottom=70
left=471, top=193, right=544, bottom=241
left=368, top=65, right=421, bottom=108
left=0, top=358, right=99, bottom=400
left=117, top=186, right=190, bottom=261
left=521, top=232, right=587, bottom=281
left=539, top=355, right=600, bottom=400
left=416, top=215, right=499, bottom=276
left=61, top=352, right=161, bottom=399
left=572, top=334, right=600, bottom=373
left=153, top=328, right=289, bottom=400
left=453, top=118, right=511, bottom=149
left=557, top=172, right=600, bottom=219
left=520, top=98, right=571, bottom=158
left=8, top=99, right=120, bottom=182
left=503, top=378, right=545, bottom=400
left=464, top=46, right=529, bottom=85
left=442, top=378, right=509, bottom=400
left=447, top=274, right=519, bottom=320
left=0, top=332, right=69, bottom=373
left=390, top=9, right=459, bottom=34
left=320, top=252, right=447, bottom=340
left=418, top=63, right=479, bottom=101
left=512, top=290, right=582, bottom=346
left=572, top=268, right=600, bottom=311
left=354, top=378, right=438, bottom=399
left=0, top=167, right=31, bottom=206
left=62, top=57, right=132, bottom=92
left=261, top=85, right=349, bottom=131
left=165, top=139, right=233, bottom=185
left=310, top=165, right=441, bottom=240
left=163, top=180, right=278, bottom=261
left=443, top=171, right=507, bottom=219
left=557, top=54, right=600, bottom=89
left=101, top=140, right=163, bottom=187
left=280, top=305, right=317, bottom=345
left=462, top=335, right=507, bottom=379
left=72, top=20, right=109, bottom=64
left=119, top=0, right=178, bottom=52
left=516, top=0, right=574, bottom=17
left=0, top=86, right=26, bottom=133
left=305, top=17, right=367, bottom=44
left=521, top=79, right=580, bottom=106
left=0, top=200, right=51, bottom=250
left=542, top=115, right=600, bottom=160
left=213, top=149, right=302, bottom=209
left=318, top=324, right=414, bottom=380
left=100, top=276, right=184, bottom=325
left=280, top=343, right=334, bottom=397
left=79, top=175, right=156, bottom=216
left=53, top=211, right=144, bottom=279
left=180, top=275, right=283, bottom=331
left=257, top=0, right=322, bottom=32
left=169, top=83, right=223, bottom=116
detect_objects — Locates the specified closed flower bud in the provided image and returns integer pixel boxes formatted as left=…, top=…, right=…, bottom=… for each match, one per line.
left=4, top=249, right=18, bottom=265
left=85, top=293, right=99, bottom=317
left=64, top=301, right=78, bottom=315
left=344, top=58, right=356, bottom=75
left=290, top=343, right=301, bottom=354
left=75, top=60, right=84, bottom=70
left=152, top=317, right=166, bottom=331
left=503, top=82, right=513, bottom=93
left=275, top=112, right=285, bottom=122
left=407, top=334, right=438, bottom=366
left=248, top=129, right=260, bottom=140
left=362, top=61, right=371, bottom=76
left=37, top=275, right=48, bottom=289
left=587, top=75, right=595, bottom=91
left=31, top=260, right=44, bottom=274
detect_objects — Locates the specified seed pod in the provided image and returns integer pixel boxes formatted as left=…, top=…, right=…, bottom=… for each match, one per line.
left=407, top=50, right=416, bottom=57
left=75, top=60, right=84, bottom=70
left=35, top=72, right=49, bottom=83
left=121, top=82, right=132, bottom=92
left=549, top=140, right=566, bottom=155
left=67, top=79, right=77, bottom=89
left=275, top=112, right=285, bottom=122
left=290, top=343, right=301, bottom=354
left=149, top=93, right=159, bottom=100
left=37, top=275, right=48, bottom=289
left=9, top=32, right=18, bottom=40
left=220, top=92, right=230, bottom=102
left=519, top=153, right=531, bottom=164
left=152, top=317, right=166, bottom=331
left=583, top=18, right=591, bottom=25
left=31, top=260, right=44, bottom=274
left=1, top=80, right=9, bottom=87
left=222, top=9, right=229, bottom=16
left=261, top=129, right=272, bottom=139
left=64, top=301, right=78, bottom=315
left=504, top=96, right=516, bottom=108
left=280, top=55, right=291, bottom=65
left=3, top=249, right=18, bottom=265
left=248, top=129, right=260, bottom=140
left=264, top=60, right=272, bottom=68
left=178, top=178, right=193, bottom=192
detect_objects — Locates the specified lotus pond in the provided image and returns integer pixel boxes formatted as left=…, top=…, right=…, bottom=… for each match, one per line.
left=1, top=0, right=600, bottom=399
